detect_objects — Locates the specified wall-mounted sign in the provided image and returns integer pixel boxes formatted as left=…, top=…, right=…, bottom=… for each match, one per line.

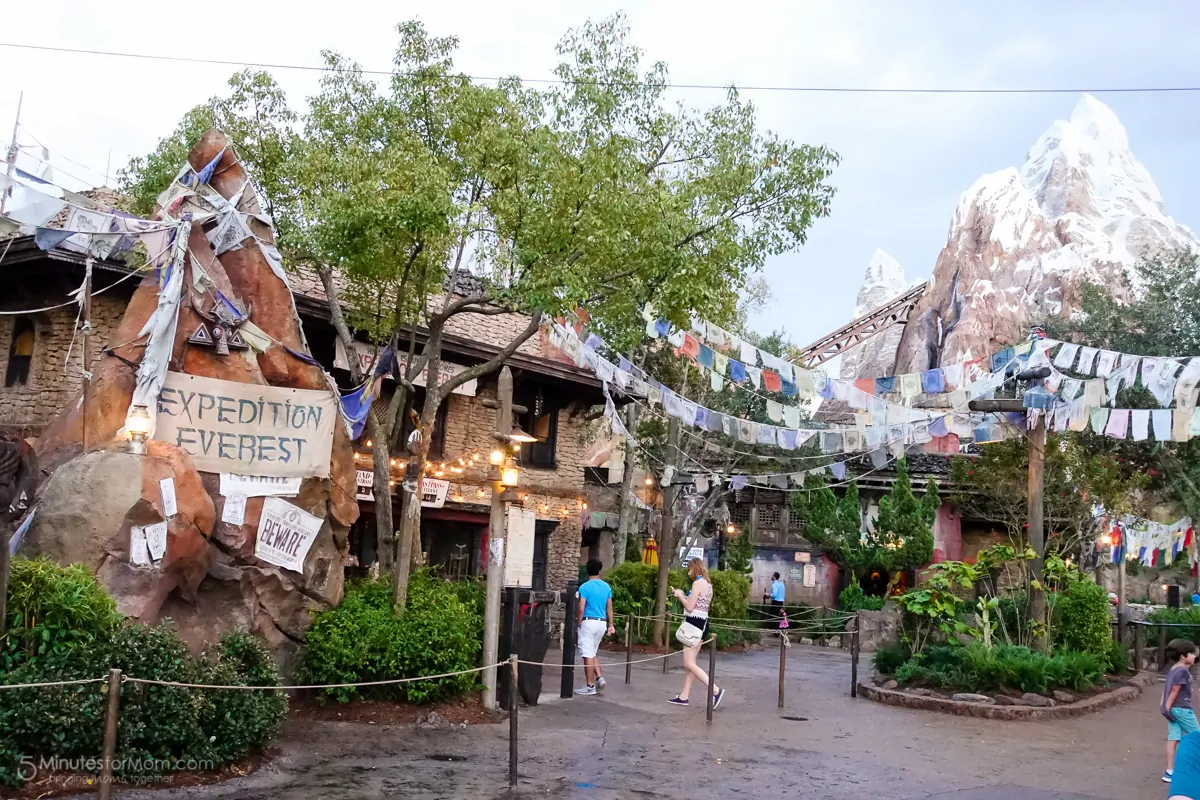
left=803, top=563, right=817, bottom=588
left=505, top=505, right=536, bottom=588
left=355, top=469, right=450, bottom=508
left=219, top=473, right=303, bottom=498
left=793, top=551, right=811, bottom=563
left=155, top=372, right=336, bottom=478
left=334, top=339, right=477, bottom=396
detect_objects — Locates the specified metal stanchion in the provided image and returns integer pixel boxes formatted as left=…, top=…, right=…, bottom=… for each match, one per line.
left=509, top=654, right=519, bottom=789
left=560, top=583, right=578, bottom=699
left=850, top=612, right=860, bottom=698
left=778, top=632, right=787, bottom=709
left=625, top=613, right=634, bottom=684
left=1134, top=622, right=1144, bottom=674
left=98, top=669, right=121, bottom=800
left=705, top=637, right=717, bottom=725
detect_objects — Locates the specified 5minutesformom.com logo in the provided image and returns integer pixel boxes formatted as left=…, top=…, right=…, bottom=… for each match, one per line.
left=17, top=755, right=215, bottom=785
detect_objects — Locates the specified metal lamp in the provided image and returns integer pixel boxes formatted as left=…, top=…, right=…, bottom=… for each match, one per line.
left=500, top=456, right=521, bottom=487
left=126, top=404, right=151, bottom=455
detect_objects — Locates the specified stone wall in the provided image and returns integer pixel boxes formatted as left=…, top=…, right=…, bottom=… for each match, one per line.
left=429, top=377, right=590, bottom=590
left=0, top=294, right=127, bottom=434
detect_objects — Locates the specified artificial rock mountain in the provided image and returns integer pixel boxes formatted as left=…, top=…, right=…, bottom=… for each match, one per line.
left=846, top=94, right=1198, bottom=377
left=839, top=248, right=910, bottom=380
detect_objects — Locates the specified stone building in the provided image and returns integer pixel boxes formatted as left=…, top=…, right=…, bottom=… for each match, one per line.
left=0, top=239, right=605, bottom=593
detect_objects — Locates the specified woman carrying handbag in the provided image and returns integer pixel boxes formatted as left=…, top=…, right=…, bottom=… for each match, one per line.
left=668, top=558, right=726, bottom=709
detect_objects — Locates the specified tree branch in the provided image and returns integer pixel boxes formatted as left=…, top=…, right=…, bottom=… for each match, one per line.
left=437, top=308, right=545, bottom=396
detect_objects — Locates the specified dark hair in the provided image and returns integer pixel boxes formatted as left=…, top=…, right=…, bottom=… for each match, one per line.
left=772, top=572, right=781, bottom=580
left=586, top=558, right=603, bottom=577
left=1168, top=638, right=1198, bottom=663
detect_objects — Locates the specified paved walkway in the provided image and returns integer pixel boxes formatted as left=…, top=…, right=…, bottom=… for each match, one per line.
left=105, top=644, right=1168, bottom=799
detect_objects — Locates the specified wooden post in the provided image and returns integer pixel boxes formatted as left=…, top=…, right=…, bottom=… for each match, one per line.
left=482, top=366, right=514, bottom=711
left=705, top=636, right=717, bottom=725
left=777, top=633, right=787, bottom=709
left=625, top=612, right=633, bottom=684
left=508, top=654, right=518, bottom=789
left=0, top=92, right=21, bottom=217
left=98, top=668, right=121, bottom=800
left=850, top=613, right=860, bottom=698
left=1158, top=625, right=1168, bottom=672
left=1134, top=622, right=1144, bottom=674
left=662, top=611, right=670, bottom=675
left=614, top=402, right=640, bottom=565
left=560, top=581, right=578, bottom=699
left=1116, top=556, right=1127, bottom=649
left=81, top=256, right=93, bottom=453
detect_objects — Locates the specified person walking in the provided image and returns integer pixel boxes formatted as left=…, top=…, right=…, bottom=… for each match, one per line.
left=667, top=558, right=725, bottom=709
left=1163, top=639, right=1200, bottom=782
left=574, top=558, right=615, bottom=696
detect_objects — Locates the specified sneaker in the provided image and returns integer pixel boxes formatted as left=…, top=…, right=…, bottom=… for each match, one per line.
left=712, top=687, right=726, bottom=710
left=1164, top=771, right=1174, bottom=783
left=667, top=695, right=690, bottom=706
left=574, top=685, right=597, bottom=696
left=595, top=676, right=607, bottom=693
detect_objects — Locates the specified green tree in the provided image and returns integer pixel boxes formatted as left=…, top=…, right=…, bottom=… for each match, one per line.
left=721, top=526, right=755, bottom=575
left=121, top=16, right=838, bottom=612
left=874, top=459, right=939, bottom=591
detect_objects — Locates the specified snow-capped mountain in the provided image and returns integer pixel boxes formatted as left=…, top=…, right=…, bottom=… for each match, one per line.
left=840, top=249, right=909, bottom=379
left=890, top=94, right=1198, bottom=373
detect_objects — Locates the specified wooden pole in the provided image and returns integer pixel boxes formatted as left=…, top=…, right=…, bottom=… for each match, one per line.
left=777, top=632, right=787, bottom=709
left=1026, top=413, right=1048, bottom=653
left=1117, top=554, right=1127, bottom=650
left=98, top=668, right=121, bottom=800
left=1133, top=622, right=1144, bottom=674
left=0, top=92, right=21, bottom=217
left=850, top=612, right=860, bottom=698
left=662, top=611, right=670, bottom=675
left=625, top=612, right=633, bottom=684
left=560, top=581, right=578, bottom=699
left=81, top=257, right=93, bottom=453
left=705, top=636, right=717, bottom=725
left=508, top=654, right=518, bottom=788
left=482, top=366, right=514, bottom=711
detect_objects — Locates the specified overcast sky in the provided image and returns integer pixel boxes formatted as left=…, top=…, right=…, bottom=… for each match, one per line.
left=3, top=1, right=1199, bottom=349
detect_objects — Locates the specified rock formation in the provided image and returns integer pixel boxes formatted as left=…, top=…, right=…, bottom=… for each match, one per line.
left=839, top=249, right=910, bottom=379
left=22, top=131, right=358, bottom=670
left=892, top=94, right=1198, bottom=372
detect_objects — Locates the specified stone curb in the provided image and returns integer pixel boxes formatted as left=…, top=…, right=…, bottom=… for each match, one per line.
left=857, top=671, right=1154, bottom=720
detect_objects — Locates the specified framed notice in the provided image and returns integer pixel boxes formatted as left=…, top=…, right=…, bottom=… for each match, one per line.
left=504, top=506, right=536, bottom=588
left=802, top=563, right=817, bottom=588
left=355, top=470, right=449, bottom=508
left=255, top=497, right=322, bottom=573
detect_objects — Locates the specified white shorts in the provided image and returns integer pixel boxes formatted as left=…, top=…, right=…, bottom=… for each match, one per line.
left=578, top=619, right=607, bottom=659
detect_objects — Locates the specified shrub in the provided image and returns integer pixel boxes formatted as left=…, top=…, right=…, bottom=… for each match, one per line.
left=872, top=642, right=911, bottom=676
left=1055, top=580, right=1112, bottom=655
left=838, top=581, right=885, bottom=612
left=198, top=632, right=288, bottom=764
left=891, top=642, right=1105, bottom=695
left=298, top=571, right=481, bottom=704
left=1, top=557, right=120, bottom=670
left=1104, top=637, right=1131, bottom=674
left=1145, top=607, right=1200, bottom=646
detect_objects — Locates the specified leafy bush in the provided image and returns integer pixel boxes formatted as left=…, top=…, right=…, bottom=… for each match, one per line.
left=1104, top=638, right=1131, bottom=674
left=1055, top=580, right=1112, bottom=655
left=838, top=581, right=885, bottom=612
left=1, top=556, right=120, bottom=670
left=720, top=528, right=754, bottom=575
left=199, top=632, right=289, bottom=764
left=298, top=571, right=481, bottom=704
left=891, top=642, right=1105, bottom=695
left=872, top=642, right=911, bottom=676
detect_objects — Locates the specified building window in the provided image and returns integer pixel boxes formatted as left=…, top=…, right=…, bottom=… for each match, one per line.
left=5, top=319, right=34, bottom=387
left=583, top=467, right=609, bottom=486
left=517, top=384, right=558, bottom=469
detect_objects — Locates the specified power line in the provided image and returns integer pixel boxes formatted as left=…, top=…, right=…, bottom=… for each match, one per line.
left=2, top=41, right=1200, bottom=95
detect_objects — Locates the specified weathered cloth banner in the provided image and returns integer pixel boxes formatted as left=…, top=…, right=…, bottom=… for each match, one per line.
left=155, top=372, right=336, bottom=478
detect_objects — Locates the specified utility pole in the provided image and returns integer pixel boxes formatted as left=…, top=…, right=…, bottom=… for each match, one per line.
left=81, top=257, right=93, bottom=452
left=651, top=416, right=682, bottom=648
left=481, top=366, right=528, bottom=710
left=1, top=91, right=23, bottom=216
left=613, top=402, right=639, bottom=565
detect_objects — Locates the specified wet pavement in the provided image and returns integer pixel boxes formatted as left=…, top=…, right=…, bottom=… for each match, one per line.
left=98, top=643, right=1166, bottom=799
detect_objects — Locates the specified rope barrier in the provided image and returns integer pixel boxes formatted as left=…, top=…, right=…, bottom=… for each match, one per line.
left=121, top=662, right=499, bottom=692
left=517, top=637, right=718, bottom=669
left=0, top=677, right=107, bottom=690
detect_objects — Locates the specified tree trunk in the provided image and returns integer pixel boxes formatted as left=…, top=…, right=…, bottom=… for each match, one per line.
left=651, top=417, right=681, bottom=648
left=393, top=447, right=426, bottom=613
left=366, top=413, right=395, bottom=574
left=613, top=403, right=640, bottom=566
left=1025, top=414, right=1048, bottom=653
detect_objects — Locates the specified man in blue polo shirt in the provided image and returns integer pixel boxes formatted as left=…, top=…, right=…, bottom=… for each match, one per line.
left=574, top=559, right=615, bottom=696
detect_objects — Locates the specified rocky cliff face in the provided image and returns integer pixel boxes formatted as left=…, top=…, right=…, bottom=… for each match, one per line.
left=892, top=94, right=1198, bottom=372
left=840, top=249, right=909, bottom=379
